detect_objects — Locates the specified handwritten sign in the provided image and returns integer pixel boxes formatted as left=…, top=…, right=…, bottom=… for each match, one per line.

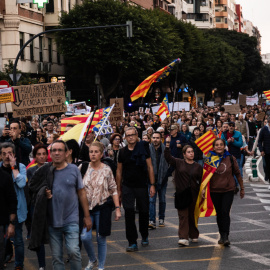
left=238, top=95, right=246, bottom=106
left=0, top=87, right=15, bottom=104
left=257, top=112, right=265, bottom=121
left=12, top=82, right=66, bottom=117
left=110, top=98, right=124, bottom=125
left=223, top=104, right=240, bottom=115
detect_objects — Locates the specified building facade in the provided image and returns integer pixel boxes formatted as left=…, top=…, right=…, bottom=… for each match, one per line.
left=215, top=0, right=235, bottom=30
left=185, top=0, right=215, bottom=29
left=262, top=54, right=270, bottom=65
left=0, top=0, right=71, bottom=83
left=235, top=4, right=243, bottom=32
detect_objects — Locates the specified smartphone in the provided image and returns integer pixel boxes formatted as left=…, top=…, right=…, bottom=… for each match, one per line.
left=6, top=120, right=9, bottom=126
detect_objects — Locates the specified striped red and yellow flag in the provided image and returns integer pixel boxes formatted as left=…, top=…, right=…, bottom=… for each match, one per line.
left=191, top=96, right=197, bottom=108
left=195, top=130, right=217, bottom=155
left=156, top=94, right=170, bottom=118
left=130, top=59, right=179, bottom=102
left=60, top=109, right=103, bottom=135
left=264, top=90, right=270, bottom=100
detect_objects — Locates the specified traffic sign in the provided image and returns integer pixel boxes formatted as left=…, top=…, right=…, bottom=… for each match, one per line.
left=0, top=80, right=9, bottom=89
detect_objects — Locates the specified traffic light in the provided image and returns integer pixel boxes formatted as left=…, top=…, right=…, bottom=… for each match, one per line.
left=65, top=97, right=70, bottom=105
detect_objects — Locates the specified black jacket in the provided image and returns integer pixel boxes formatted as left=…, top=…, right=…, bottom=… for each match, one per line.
left=28, top=163, right=55, bottom=251
left=258, top=126, right=270, bottom=155
left=0, top=168, right=17, bottom=225
left=190, top=135, right=203, bottom=161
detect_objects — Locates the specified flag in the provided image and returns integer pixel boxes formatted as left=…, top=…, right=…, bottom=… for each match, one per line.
left=93, top=105, right=115, bottom=138
left=264, top=90, right=270, bottom=100
left=195, top=130, right=217, bottom=156
left=156, top=94, right=170, bottom=121
left=130, top=59, right=180, bottom=102
left=194, top=153, right=221, bottom=227
left=60, top=109, right=103, bottom=135
left=191, top=96, right=197, bottom=108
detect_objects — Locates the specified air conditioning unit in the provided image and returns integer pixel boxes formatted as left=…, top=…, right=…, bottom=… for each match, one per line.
left=37, top=62, right=43, bottom=72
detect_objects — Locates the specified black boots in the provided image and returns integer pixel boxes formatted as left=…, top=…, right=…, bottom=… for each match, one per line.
left=218, top=233, right=230, bottom=246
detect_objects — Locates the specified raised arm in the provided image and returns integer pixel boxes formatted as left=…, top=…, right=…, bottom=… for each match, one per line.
left=164, top=136, right=177, bottom=167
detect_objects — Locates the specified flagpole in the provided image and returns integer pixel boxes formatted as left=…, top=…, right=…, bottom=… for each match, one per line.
left=94, top=103, right=115, bottom=141
left=77, top=107, right=98, bottom=161
left=171, top=58, right=181, bottom=129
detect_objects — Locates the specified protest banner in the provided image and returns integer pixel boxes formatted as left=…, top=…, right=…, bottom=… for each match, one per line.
left=223, top=104, right=240, bottom=115
left=207, top=101, right=214, bottom=107
left=72, top=101, right=87, bottom=115
left=12, top=82, right=66, bottom=117
left=110, top=98, right=124, bottom=125
left=0, top=87, right=15, bottom=104
left=257, top=112, right=265, bottom=121
left=238, top=95, right=246, bottom=106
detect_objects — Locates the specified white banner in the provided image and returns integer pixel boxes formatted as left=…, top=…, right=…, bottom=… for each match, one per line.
left=238, top=92, right=258, bottom=106
left=17, top=0, right=33, bottom=3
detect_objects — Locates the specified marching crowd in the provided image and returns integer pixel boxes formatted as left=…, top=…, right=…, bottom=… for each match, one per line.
left=1, top=103, right=270, bottom=270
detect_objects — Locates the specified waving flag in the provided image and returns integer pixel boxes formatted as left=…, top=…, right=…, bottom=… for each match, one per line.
left=156, top=94, right=170, bottom=121
left=264, top=90, right=270, bottom=100
left=60, top=109, right=103, bottom=135
left=130, top=59, right=180, bottom=102
left=195, top=130, right=217, bottom=156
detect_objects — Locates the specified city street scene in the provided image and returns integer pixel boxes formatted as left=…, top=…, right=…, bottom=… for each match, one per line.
left=1, top=1, right=270, bottom=270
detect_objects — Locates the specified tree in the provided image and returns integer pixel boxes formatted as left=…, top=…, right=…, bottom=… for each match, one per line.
left=56, top=0, right=183, bottom=105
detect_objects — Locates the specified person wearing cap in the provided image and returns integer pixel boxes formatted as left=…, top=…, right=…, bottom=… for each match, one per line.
left=221, top=122, right=243, bottom=193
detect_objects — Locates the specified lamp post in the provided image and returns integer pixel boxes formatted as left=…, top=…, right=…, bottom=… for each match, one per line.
left=95, top=73, right=100, bottom=108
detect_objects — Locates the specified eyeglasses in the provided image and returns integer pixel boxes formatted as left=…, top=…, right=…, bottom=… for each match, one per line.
left=51, top=148, right=65, bottom=153
left=126, top=133, right=137, bottom=138
left=114, top=138, right=121, bottom=141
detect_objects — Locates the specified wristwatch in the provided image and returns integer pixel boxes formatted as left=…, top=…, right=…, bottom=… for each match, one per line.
left=11, top=165, right=18, bottom=170
left=9, top=220, right=16, bottom=226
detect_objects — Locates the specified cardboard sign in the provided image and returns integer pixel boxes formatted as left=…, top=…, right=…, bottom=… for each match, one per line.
left=12, top=82, right=66, bottom=117
left=207, top=101, right=214, bottom=107
left=257, top=112, right=265, bottom=121
left=72, top=101, right=87, bottom=115
left=110, top=98, right=124, bottom=125
left=238, top=95, right=246, bottom=106
left=0, top=87, right=15, bottom=104
left=223, top=104, right=240, bottom=115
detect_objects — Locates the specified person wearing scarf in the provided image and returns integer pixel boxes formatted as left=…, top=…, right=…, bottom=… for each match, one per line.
left=201, top=138, right=245, bottom=246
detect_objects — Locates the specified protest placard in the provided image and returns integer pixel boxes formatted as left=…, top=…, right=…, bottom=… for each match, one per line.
left=257, top=112, right=265, bottom=121
left=12, top=82, right=66, bottom=117
left=72, top=101, right=87, bottom=115
left=207, top=101, right=214, bottom=107
left=238, top=95, right=246, bottom=106
left=223, top=104, right=240, bottom=115
left=110, top=98, right=124, bottom=125
left=0, top=87, right=15, bottom=104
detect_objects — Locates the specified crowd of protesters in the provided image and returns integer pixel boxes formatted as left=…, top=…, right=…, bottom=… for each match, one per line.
left=1, top=102, right=270, bottom=270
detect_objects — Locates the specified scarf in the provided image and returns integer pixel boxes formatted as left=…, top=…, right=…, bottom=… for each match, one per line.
left=149, top=143, right=169, bottom=188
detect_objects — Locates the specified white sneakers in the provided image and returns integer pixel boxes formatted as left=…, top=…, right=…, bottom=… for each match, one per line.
left=191, top=238, right=198, bottom=243
left=178, top=239, right=189, bottom=246
left=85, top=260, right=98, bottom=270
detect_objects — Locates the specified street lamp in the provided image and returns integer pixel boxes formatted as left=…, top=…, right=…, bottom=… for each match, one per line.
left=95, top=73, right=100, bottom=108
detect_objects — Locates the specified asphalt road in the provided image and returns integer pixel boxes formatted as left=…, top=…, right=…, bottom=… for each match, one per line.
left=5, top=178, right=270, bottom=270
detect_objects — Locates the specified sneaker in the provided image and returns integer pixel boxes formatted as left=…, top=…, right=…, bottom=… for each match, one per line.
left=85, top=260, right=98, bottom=270
left=178, top=239, right=189, bottom=246
left=148, top=221, right=156, bottom=230
left=191, top=238, right=198, bottom=243
left=159, top=219, right=165, bottom=227
left=141, top=238, right=149, bottom=247
left=223, top=234, right=230, bottom=247
left=126, top=243, right=138, bottom=252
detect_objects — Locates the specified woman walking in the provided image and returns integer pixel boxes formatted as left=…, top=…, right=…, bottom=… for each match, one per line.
left=79, top=141, right=121, bottom=270
left=165, top=137, right=203, bottom=246
left=202, top=138, right=245, bottom=246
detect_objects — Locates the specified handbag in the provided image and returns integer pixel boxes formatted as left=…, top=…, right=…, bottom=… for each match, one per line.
left=174, top=163, right=194, bottom=210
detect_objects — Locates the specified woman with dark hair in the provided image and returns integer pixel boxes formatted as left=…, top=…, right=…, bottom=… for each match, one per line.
left=201, top=138, right=245, bottom=246
left=189, top=127, right=204, bottom=166
left=107, top=133, right=125, bottom=164
left=164, top=138, right=203, bottom=247
left=199, top=123, right=207, bottom=135
left=216, top=119, right=223, bottom=134
left=189, top=118, right=197, bottom=127
left=65, top=139, right=80, bottom=164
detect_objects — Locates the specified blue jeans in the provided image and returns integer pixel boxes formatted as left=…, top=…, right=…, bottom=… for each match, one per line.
left=48, top=223, right=81, bottom=270
left=10, top=220, right=24, bottom=268
left=234, top=158, right=243, bottom=187
left=81, top=210, right=106, bottom=269
left=149, top=183, right=167, bottom=223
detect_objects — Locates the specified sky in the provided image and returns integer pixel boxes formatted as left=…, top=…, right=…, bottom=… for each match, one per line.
left=236, top=0, right=270, bottom=54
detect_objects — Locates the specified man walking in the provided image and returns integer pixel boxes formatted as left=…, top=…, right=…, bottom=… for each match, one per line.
left=29, top=140, right=92, bottom=270
left=116, top=127, right=155, bottom=252
left=0, top=142, right=27, bottom=270
left=0, top=167, right=17, bottom=270
left=148, top=132, right=168, bottom=229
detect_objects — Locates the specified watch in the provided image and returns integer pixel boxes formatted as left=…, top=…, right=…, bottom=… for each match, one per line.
left=9, top=220, right=16, bottom=226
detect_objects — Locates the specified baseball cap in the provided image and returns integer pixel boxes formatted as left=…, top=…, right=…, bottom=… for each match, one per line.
left=228, top=122, right=235, bottom=127
left=169, top=125, right=178, bottom=131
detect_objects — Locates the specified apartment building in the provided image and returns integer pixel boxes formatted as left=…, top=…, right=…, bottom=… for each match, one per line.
left=0, top=0, right=74, bottom=83
left=215, top=0, right=235, bottom=30
left=235, top=4, right=243, bottom=32
left=244, top=20, right=261, bottom=54
left=185, top=0, right=215, bottom=29
left=121, top=0, right=154, bottom=9
left=262, top=54, right=270, bottom=65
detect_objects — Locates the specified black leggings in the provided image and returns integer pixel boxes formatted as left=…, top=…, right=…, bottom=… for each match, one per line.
left=210, top=191, right=234, bottom=235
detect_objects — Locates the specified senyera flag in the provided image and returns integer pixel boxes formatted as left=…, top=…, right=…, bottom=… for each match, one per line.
left=130, top=58, right=180, bottom=102
left=60, top=109, right=103, bottom=135
left=156, top=94, right=170, bottom=121
left=195, top=130, right=216, bottom=156
left=263, top=90, right=270, bottom=100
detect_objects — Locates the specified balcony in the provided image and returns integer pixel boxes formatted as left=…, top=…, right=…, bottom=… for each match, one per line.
left=215, top=11, right=228, bottom=17
left=216, top=23, right=228, bottom=28
left=182, top=0, right=188, bottom=14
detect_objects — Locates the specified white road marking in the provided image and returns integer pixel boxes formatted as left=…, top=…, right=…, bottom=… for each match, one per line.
left=259, top=199, right=270, bottom=204
left=253, top=188, right=270, bottom=192
left=256, top=193, right=270, bottom=197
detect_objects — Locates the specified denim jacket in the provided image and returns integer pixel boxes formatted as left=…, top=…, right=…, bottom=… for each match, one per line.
left=0, top=162, right=27, bottom=223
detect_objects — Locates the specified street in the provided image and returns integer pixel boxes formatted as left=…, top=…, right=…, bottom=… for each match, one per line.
left=4, top=178, right=270, bottom=270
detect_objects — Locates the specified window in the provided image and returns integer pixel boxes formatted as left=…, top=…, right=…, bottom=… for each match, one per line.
left=29, top=34, right=34, bottom=61
left=39, top=37, right=43, bottom=62
left=48, top=38, right=52, bottom=63
left=20, top=32, right=24, bottom=60
left=46, top=0, right=54, bottom=13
